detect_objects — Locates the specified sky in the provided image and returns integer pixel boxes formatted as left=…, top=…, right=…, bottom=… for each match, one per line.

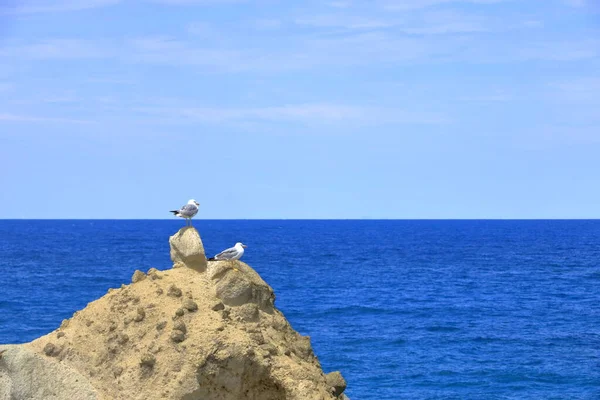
left=0, top=0, right=599, bottom=219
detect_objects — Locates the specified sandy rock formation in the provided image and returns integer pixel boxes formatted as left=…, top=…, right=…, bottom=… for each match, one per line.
left=169, top=227, right=207, bottom=271
left=0, top=227, right=347, bottom=400
left=0, top=344, right=97, bottom=400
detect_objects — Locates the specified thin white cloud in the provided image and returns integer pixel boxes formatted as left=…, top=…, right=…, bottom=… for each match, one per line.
left=328, top=1, right=352, bottom=8
left=457, top=92, right=513, bottom=102
left=548, top=77, right=600, bottom=103
left=87, top=77, right=136, bottom=84
left=296, top=10, right=499, bottom=35
left=0, top=39, right=113, bottom=59
left=0, top=0, right=121, bottom=14
left=150, top=0, right=245, bottom=4
left=381, top=0, right=507, bottom=11
left=254, top=19, right=282, bottom=30
left=0, top=113, right=93, bottom=124
left=133, top=103, right=449, bottom=125
left=296, top=15, right=393, bottom=30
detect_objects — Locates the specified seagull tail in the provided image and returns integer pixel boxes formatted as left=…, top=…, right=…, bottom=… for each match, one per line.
left=170, top=210, right=179, bottom=215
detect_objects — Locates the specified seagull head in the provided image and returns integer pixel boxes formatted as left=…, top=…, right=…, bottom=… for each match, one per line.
left=236, top=242, right=248, bottom=248
left=188, top=199, right=199, bottom=206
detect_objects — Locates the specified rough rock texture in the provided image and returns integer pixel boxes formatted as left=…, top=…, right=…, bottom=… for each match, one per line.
left=169, top=227, right=207, bottom=271
left=1, top=227, right=346, bottom=400
left=0, top=345, right=97, bottom=400
left=326, top=371, right=347, bottom=397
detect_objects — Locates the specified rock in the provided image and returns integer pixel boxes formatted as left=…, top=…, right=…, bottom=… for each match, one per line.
left=112, top=366, right=123, bottom=377
left=134, top=307, right=145, bottom=322
left=117, top=333, right=129, bottom=345
left=207, top=260, right=275, bottom=309
left=167, top=285, right=182, bottom=298
left=170, top=330, right=185, bottom=343
left=326, top=371, right=347, bottom=397
left=173, top=320, right=187, bottom=334
left=182, top=299, right=198, bottom=312
left=131, top=270, right=146, bottom=283
left=233, top=303, right=259, bottom=322
left=168, top=227, right=207, bottom=271
left=174, top=308, right=185, bottom=317
left=147, top=268, right=162, bottom=280
left=43, top=343, right=56, bottom=357
left=140, top=353, right=156, bottom=368
left=0, top=345, right=98, bottom=400
left=4, top=227, right=344, bottom=400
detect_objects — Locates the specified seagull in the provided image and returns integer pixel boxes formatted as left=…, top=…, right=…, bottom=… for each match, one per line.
left=209, top=242, right=248, bottom=261
left=170, top=199, right=199, bottom=226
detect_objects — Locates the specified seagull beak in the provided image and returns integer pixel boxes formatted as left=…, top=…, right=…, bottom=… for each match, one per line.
left=242, top=244, right=248, bottom=248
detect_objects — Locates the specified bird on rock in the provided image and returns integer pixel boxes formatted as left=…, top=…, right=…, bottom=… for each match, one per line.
left=170, top=199, right=199, bottom=226
left=209, top=242, right=248, bottom=261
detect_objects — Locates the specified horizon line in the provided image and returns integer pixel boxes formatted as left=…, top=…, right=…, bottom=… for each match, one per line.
left=1, top=218, right=600, bottom=221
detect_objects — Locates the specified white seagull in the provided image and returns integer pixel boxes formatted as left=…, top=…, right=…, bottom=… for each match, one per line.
left=209, top=242, right=248, bottom=261
left=170, top=199, right=199, bottom=226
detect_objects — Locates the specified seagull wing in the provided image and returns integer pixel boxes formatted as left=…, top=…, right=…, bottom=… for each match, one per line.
left=215, top=247, right=239, bottom=260
left=178, top=203, right=198, bottom=217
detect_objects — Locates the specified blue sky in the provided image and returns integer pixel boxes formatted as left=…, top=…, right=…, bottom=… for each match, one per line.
left=0, top=0, right=598, bottom=218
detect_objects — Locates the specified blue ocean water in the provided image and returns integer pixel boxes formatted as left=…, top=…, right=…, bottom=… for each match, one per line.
left=1, top=220, right=599, bottom=399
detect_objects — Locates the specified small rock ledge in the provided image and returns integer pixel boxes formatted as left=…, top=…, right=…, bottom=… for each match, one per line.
left=0, top=227, right=348, bottom=400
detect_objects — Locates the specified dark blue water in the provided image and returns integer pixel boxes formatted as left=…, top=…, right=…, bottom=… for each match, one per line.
left=1, top=220, right=599, bottom=399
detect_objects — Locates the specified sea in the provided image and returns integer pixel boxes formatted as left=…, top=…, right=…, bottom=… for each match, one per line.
left=0, top=220, right=599, bottom=399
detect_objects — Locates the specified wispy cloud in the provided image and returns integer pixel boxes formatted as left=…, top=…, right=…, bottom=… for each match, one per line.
left=295, top=9, right=494, bottom=34
left=3, top=29, right=597, bottom=71
left=549, top=77, right=600, bottom=102
left=254, top=19, right=283, bottom=30
left=150, top=0, right=245, bottom=4
left=328, top=1, right=352, bottom=8
left=133, top=102, right=449, bottom=126
left=0, top=39, right=113, bottom=59
left=457, top=91, right=513, bottom=102
left=87, top=77, right=136, bottom=85
left=0, top=113, right=93, bottom=124
left=380, top=0, right=507, bottom=11
left=296, top=15, right=393, bottom=30
left=0, top=0, right=121, bottom=14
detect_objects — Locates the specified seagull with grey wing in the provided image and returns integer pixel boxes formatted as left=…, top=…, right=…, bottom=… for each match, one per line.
left=209, top=242, right=248, bottom=261
left=170, top=199, right=199, bottom=226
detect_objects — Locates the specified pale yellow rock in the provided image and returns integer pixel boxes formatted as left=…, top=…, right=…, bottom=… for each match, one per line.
left=207, top=260, right=275, bottom=309
left=0, top=344, right=98, bottom=400
left=1, top=227, right=347, bottom=400
left=169, top=227, right=207, bottom=271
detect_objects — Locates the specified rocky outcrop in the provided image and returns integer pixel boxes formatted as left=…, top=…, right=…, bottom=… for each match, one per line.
left=0, top=345, right=97, bottom=400
left=169, top=227, right=207, bottom=271
left=0, top=227, right=347, bottom=400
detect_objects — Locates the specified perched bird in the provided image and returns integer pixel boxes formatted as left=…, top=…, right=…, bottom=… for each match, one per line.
left=170, top=199, right=199, bottom=226
left=209, top=242, right=248, bottom=261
